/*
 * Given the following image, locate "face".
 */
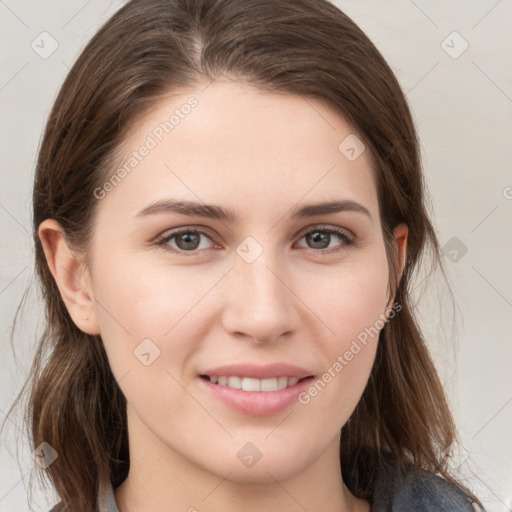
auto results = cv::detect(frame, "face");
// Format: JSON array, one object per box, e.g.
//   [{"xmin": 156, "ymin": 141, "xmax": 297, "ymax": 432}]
[{"xmin": 70, "ymin": 81, "xmax": 406, "ymax": 483}]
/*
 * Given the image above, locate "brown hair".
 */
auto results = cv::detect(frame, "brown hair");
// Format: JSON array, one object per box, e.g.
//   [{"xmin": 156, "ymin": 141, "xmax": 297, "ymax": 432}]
[{"xmin": 2, "ymin": 0, "xmax": 483, "ymax": 510}]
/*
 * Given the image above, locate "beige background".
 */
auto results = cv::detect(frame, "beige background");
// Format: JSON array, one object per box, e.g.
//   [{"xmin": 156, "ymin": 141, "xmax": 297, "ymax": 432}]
[{"xmin": 0, "ymin": 1, "xmax": 511, "ymax": 510}]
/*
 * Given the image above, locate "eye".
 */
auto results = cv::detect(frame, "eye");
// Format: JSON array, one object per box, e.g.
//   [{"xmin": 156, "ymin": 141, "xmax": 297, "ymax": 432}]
[
  {"xmin": 155, "ymin": 227, "xmax": 218, "ymax": 254},
  {"xmin": 295, "ymin": 225, "xmax": 355, "ymax": 254},
  {"xmin": 154, "ymin": 224, "xmax": 355, "ymax": 256}
]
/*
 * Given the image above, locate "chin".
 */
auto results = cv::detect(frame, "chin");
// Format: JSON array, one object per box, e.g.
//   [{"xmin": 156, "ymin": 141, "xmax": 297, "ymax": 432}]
[{"xmin": 193, "ymin": 440, "xmax": 313, "ymax": 485}]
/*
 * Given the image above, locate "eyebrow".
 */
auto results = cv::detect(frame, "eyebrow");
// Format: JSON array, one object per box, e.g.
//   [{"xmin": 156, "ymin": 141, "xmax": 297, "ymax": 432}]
[{"xmin": 135, "ymin": 198, "xmax": 372, "ymax": 223}]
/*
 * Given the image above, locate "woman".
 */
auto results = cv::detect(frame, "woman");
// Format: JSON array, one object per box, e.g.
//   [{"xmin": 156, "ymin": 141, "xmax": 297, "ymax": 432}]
[{"xmin": 3, "ymin": 0, "xmax": 486, "ymax": 510}]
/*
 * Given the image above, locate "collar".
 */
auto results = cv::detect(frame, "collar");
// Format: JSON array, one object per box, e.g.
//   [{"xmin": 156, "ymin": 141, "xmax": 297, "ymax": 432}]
[{"xmin": 98, "ymin": 480, "xmax": 120, "ymax": 512}]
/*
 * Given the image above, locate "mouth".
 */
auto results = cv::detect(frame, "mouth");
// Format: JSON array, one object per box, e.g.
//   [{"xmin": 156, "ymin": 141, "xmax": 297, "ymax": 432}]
[
  {"xmin": 199, "ymin": 374, "xmax": 313, "ymax": 392},
  {"xmin": 197, "ymin": 366, "xmax": 316, "ymax": 416},
  {"xmin": 197, "ymin": 363, "xmax": 316, "ymax": 415}
]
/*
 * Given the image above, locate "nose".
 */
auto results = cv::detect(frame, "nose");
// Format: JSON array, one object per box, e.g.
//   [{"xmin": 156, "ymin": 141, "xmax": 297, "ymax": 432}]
[{"xmin": 220, "ymin": 245, "xmax": 301, "ymax": 344}]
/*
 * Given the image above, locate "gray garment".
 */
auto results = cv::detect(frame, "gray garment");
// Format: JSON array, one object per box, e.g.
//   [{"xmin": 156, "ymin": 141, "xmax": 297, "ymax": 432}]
[
  {"xmin": 98, "ymin": 481, "xmax": 119, "ymax": 512},
  {"xmin": 371, "ymin": 461, "xmax": 483, "ymax": 511},
  {"xmin": 49, "ymin": 464, "xmax": 484, "ymax": 512}
]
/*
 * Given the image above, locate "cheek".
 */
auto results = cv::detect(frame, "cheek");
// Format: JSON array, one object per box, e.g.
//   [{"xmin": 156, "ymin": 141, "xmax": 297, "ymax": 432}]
[
  {"xmin": 298, "ymin": 251, "xmax": 389, "ymax": 414},
  {"xmin": 90, "ymin": 254, "xmax": 220, "ymax": 374},
  {"xmin": 309, "ymin": 249, "xmax": 390, "ymax": 346}
]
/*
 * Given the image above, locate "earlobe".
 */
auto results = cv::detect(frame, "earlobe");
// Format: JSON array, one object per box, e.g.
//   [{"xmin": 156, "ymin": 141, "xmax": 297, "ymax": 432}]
[
  {"xmin": 392, "ymin": 223, "xmax": 408, "ymax": 280},
  {"xmin": 38, "ymin": 219, "xmax": 100, "ymax": 335}
]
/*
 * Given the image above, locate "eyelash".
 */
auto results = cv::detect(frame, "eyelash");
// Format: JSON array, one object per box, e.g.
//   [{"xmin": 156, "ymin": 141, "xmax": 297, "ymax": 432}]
[{"xmin": 153, "ymin": 224, "xmax": 356, "ymax": 257}]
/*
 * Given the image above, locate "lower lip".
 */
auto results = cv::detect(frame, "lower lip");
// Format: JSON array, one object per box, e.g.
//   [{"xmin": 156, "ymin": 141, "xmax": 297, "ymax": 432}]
[{"xmin": 197, "ymin": 376, "xmax": 315, "ymax": 416}]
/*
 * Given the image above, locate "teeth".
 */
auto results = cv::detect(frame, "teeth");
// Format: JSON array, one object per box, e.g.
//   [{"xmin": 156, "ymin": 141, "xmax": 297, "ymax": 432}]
[{"xmin": 207, "ymin": 375, "xmax": 302, "ymax": 391}]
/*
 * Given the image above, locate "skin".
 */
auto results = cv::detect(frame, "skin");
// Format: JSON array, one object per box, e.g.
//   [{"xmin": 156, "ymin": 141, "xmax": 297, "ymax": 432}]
[{"xmin": 39, "ymin": 80, "xmax": 407, "ymax": 512}]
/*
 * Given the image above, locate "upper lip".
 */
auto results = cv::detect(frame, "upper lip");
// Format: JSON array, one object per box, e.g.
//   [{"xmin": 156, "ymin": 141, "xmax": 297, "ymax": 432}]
[{"xmin": 200, "ymin": 363, "xmax": 314, "ymax": 380}]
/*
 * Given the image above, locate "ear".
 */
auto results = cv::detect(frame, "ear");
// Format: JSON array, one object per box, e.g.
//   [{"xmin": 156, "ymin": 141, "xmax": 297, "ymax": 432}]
[
  {"xmin": 392, "ymin": 223, "xmax": 408, "ymax": 281},
  {"xmin": 38, "ymin": 219, "xmax": 100, "ymax": 335}
]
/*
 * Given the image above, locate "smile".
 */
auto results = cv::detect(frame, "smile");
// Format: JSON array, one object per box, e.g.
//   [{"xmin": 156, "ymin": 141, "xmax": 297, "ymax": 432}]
[{"xmin": 200, "ymin": 375, "xmax": 307, "ymax": 391}]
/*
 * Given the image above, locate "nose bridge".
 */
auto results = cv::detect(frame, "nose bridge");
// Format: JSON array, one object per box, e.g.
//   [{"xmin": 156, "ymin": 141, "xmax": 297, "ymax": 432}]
[{"xmin": 222, "ymin": 235, "xmax": 299, "ymax": 342}]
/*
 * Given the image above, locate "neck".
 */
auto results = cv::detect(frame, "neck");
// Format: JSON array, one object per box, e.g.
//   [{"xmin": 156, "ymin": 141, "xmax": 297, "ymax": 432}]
[{"xmin": 114, "ymin": 406, "xmax": 369, "ymax": 512}]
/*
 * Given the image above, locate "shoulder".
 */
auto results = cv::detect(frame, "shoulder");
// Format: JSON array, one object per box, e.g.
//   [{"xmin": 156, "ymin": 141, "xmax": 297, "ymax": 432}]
[
  {"xmin": 372, "ymin": 460, "xmax": 485, "ymax": 512},
  {"xmin": 393, "ymin": 469, "xmax": 481, "ymax": 511}
]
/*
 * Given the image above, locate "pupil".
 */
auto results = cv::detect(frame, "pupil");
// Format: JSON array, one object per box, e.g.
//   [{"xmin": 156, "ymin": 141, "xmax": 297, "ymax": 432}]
[
  {"xmin": 307, "ymin": 231, "xmax": 329, "ymax": 249},
  {"xmin": 177, "ymin": 232, "xmax": 200, "ymax": 250}
]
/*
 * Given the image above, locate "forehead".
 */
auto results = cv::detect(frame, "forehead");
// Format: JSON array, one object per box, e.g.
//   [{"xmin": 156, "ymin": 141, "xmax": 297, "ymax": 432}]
[{"xmin": 95, "ymin": 80, "xmax": 379, "ymax": 224}]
